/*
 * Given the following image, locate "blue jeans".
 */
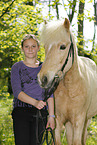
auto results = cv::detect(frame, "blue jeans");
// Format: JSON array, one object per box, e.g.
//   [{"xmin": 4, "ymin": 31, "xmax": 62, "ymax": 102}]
[{"xmin": 12, "ymin": 107, "xmax": 48, "ymax": 145}]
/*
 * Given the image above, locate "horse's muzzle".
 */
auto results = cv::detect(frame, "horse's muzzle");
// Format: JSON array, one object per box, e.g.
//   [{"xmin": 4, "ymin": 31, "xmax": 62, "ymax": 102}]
[
  {"xmin": 41, "ymin": 75, "xmax": 48, "ymax": 87},
  {"xmin": 37, "ymin": 74, "xmax": 49, "ymax": 88}
]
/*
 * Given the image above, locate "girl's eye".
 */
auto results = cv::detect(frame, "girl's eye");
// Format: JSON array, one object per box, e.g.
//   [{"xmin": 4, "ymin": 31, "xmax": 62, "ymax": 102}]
[
  {"xmin": 60, "ymin": 45, "xmax": 66, "ymax": 50},
  {"xmin": 32, "ymin": 45, "xmax": 36, "ymax": 47},
  {"xmin": 25, "ymin": 46, "xmax": 29, "ymax": 48}
]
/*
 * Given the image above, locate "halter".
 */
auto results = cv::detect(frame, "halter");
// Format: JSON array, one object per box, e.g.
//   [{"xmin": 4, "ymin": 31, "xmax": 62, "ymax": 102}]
[
  {"xmin": 61, "ymin": 34, "xmax": 74, "ymax": 72},
  {"xmin": 44, "ymin": 34, "xmax": 74, "ymax": 99}
]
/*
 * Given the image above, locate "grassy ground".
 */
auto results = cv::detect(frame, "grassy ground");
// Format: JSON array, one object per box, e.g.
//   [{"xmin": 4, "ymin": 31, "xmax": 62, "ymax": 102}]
[
  {"xmin": 0, "ymin": 95, "xmax": 97, "ymax": 145},
  {"xmin": 0, "ymin": 95, "xmax": 14, "ymax": 145}
]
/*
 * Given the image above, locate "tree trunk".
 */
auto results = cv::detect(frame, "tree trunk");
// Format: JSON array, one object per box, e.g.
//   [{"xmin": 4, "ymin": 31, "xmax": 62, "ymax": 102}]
[
  {"xmin": 55, "ymin": 2, "xmax": 59, "ymax": 19},
  {"xmin": 68, "ymin": 0, "xmax": 77, "ymax": 23},
  {"xmin": 92, "ymin": 0, "xmax": 96, "ymax": 51},
  {"xmin": 78, "ymin": 1, "xmax": 85, "ymax": 56}
]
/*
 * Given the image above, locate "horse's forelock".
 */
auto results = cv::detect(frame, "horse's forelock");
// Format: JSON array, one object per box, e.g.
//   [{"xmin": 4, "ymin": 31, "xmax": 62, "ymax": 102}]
[{"xmin": 40, "ymin": 20, "xmax": 68, "ymax": 46}]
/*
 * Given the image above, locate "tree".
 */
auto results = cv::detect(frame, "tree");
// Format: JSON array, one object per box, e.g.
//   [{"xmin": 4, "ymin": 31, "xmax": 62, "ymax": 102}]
[
  {"xmin": 48, "ymin": 0, "xmax": 60, "ymax": 19},
  {"xmin": 77, "ymin": 0, "xmax": 85, "ymax": 55},
  {"xmin": 92, "ymin": 0, "xmax": 97, "ymax": 51},
  {"xmin": 68, "ymin": 0, "xmax": 77, "ymax": 23}
]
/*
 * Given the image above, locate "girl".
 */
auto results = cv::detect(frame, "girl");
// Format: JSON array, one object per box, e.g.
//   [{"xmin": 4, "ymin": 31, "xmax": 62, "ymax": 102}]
[{"xmin": 11, "ymin": 34, "xmax": 55, "ymax": 145}]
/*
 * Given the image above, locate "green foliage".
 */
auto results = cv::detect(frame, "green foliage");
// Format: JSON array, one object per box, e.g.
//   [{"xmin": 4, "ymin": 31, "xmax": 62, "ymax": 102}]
[
  {"xmin": 38, "ymin": 45, "xmax": 45, "ymax": 62},
  {"xmin": 0, "ymin": 0, "xmax": 43, "ymax": 66},
  {"xmin": 92, "ymin": 44, "xmax": 97, "ymax": 64},
  {"xmin": 87, "ymin": 117, "xmax": 97, "ymax": 144},
  {"xmin": 0, "ymin": 94, "xmax": 14, "ymax": 145}
]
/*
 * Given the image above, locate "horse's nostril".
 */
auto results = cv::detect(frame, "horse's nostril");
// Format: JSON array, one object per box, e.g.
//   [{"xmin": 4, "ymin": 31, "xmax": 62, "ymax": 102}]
[{"xmin": 42, "ymin": 76, "xmax": 48, "ymax": 87}]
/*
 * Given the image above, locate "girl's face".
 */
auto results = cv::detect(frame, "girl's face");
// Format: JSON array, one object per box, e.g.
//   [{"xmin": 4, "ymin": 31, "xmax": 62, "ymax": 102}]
[{"xmin": 22, "ymin": 38, "xmax": 39, "ymax": 59}]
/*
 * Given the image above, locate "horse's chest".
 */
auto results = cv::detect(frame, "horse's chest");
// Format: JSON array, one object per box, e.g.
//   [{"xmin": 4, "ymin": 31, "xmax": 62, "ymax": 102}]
[{"xmin": 54, "ymin": 81, "xmax": 87, "ymax": 120}]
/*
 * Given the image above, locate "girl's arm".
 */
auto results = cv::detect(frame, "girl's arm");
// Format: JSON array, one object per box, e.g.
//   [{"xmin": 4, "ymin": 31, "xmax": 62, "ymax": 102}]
[
  {"xmin": 46, "ymin": 97, "xmax": 55, "ymax": 130},
  {"xmin": 18, "ymin": 91, "xmax": 46, "ymax": 110},
  {"xmin": 11, "ymin": 63, "xmax": 46, "ymax": 110}
]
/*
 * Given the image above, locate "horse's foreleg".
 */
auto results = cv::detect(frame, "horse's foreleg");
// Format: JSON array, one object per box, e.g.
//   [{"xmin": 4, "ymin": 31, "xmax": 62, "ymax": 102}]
[
  {"xmin": 73, "ymin": 113, "xmax": 86, "ymax": 145},
  {"xmin": 55, "ymin": 116, "xmax": 62, "ymax": 145},
  {"xmin": 65, "ymin": 122, "xmax": 73, "ymax": 145},
  {"xmin": 82, "ymin": 119, "xmax": 91, "ymax": 145}
]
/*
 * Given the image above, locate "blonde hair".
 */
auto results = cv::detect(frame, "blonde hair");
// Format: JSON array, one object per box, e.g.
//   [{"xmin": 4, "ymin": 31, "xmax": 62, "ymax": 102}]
[{"xmin": 21, "ymin": 34, "xmax": 40, "ymax": 47}]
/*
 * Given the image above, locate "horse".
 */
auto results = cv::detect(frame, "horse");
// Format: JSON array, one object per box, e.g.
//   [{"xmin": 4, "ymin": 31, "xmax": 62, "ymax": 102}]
[{"xmin": 37, "ymin": 18, "xmax": 97, "ymax": 145}]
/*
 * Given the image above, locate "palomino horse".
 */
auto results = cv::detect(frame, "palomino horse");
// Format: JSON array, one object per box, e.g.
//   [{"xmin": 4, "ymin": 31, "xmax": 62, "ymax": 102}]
[{"xmin": 38, "ymin": 18, "xmax": 97, "ymax": 145}]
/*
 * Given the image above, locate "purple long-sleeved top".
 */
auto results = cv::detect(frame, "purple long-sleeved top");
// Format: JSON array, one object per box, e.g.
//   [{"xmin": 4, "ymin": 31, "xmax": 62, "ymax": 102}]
[{"xmin": 11, "ymin": 61, "xmax": 53, "ymax": 108}]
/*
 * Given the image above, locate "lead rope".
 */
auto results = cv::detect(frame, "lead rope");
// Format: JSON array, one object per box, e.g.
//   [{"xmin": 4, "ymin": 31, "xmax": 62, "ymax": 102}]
[{"xmin": 36, "ymin": 109, "xmax": 55, "ymax": 145}]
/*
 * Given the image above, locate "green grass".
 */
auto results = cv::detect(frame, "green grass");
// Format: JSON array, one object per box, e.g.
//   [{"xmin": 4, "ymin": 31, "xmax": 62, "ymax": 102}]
[
  {"xmin": 0, "ymin": 94, "xmax": 97, "ymax": 145},
  {"xmin": 0, "ymin": 94, "xmax": 15, "ymax": 145}
]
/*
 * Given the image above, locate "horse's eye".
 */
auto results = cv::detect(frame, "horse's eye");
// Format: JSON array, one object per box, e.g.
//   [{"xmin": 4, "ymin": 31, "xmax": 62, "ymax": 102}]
[{"xmin": 60, "ymin": 45, "xmax": 66, "ymax": 50}]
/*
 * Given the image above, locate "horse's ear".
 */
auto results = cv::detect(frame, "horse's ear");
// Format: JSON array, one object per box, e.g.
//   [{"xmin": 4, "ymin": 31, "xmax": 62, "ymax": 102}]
[
  {"xmin": 44, "ymin": 20, "xmax": 47, "ymax": 25},
  {"xmin": 64, "ymin": 18, "xmax": 70, "ymax": 30}
]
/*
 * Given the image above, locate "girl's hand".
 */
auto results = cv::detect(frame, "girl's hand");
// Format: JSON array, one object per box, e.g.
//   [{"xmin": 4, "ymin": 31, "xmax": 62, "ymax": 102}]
[
  {"xmin": 46, "ymin": 116, "xmax": 55, "ymax": 130},
  {"xmin": 35, "ymin": 100, "xmax": 46, "ymax": 110}
]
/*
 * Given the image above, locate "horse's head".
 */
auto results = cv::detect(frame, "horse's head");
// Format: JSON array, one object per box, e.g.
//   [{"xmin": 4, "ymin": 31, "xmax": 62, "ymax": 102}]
[{"xmin": 38, "ymin": 18, "xmax": 76, "ymax": 88}]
